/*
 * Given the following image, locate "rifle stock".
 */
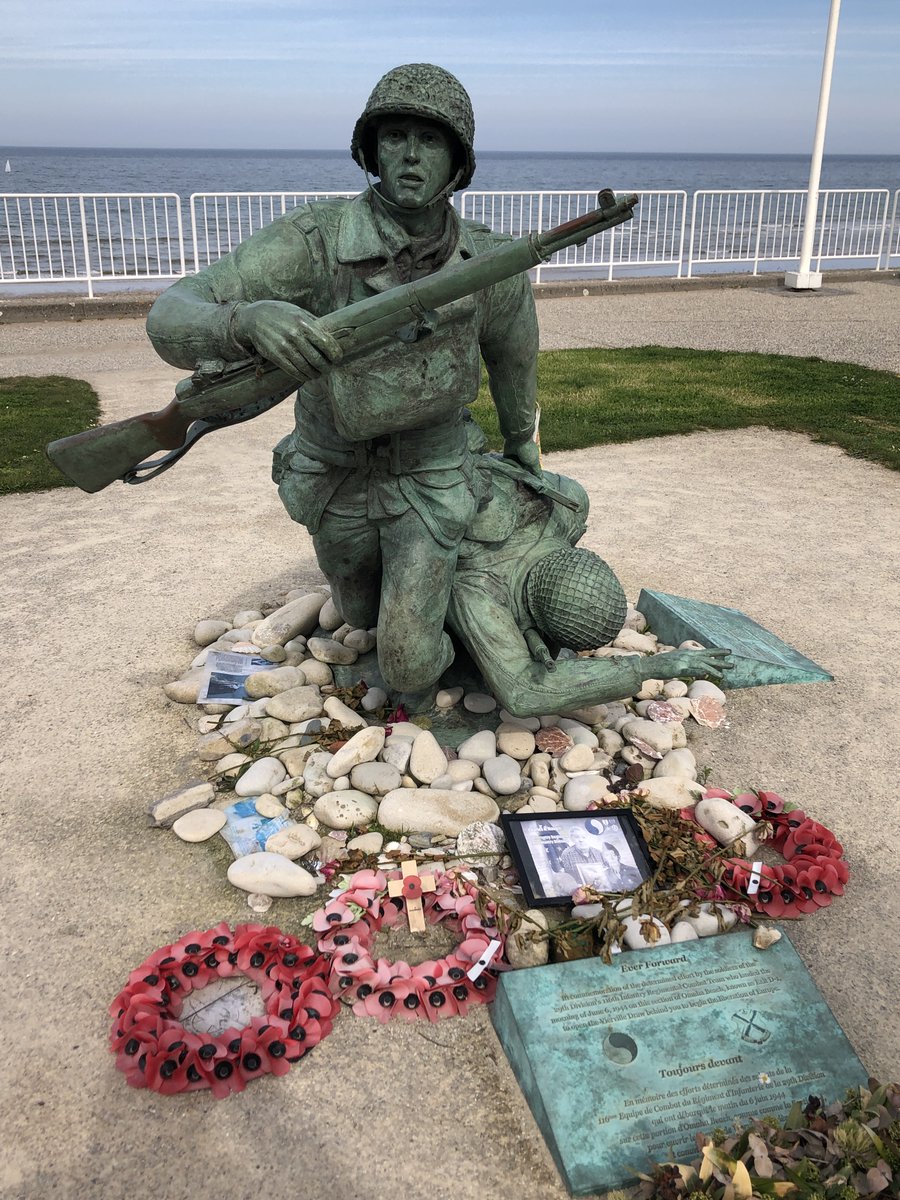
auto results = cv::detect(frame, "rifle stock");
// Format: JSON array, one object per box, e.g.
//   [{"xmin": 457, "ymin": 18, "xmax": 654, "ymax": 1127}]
[
  {"xmin": 47, "ymin": 189, "xmax": 638, "ymax": 493},
  {"xmin": 46, "ymin": 400, "xmax": 193, "ymax": 494}
]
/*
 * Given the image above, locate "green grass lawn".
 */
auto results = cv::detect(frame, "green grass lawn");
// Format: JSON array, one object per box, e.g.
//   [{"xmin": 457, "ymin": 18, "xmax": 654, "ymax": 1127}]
[
  {"xmin": 474, "ymin": 346, "xmax": 900, "ymax": 471},
  {"xmin": 1, "ymin": 375, "xmax": 101, "ymax": 495},
  {"xmin": 2, "ymin": 348, "xmax": 898, "ymax": 497}
]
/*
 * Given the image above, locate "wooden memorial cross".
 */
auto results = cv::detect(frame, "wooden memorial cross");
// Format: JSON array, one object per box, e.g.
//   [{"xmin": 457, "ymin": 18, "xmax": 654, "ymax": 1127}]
[{"xmin": 387, "ymin": 860, "xmax": 436, "ymax": 933}]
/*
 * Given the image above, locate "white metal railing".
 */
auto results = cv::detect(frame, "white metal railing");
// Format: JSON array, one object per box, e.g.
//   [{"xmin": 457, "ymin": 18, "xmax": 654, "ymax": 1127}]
[
  {"xmin": 190, "ymin": 191, "xmax": 355, "ymax": 270},
  {"xmin": 0, "ymin": 193, "xmax": 184, "ymax": 298},
  {"xmin": 457, "ymin": 190, "xmax": 687, "ymax": 281},
  {"xmin": 883, "ymin": 189, "xmax": 900, "ymax": 267},
  {"xmin": 1, "ymin": 187, "xmax": 897, "ymax": 295},
  {"xmin": 687, "ymin": 188, "xmax": 891, "ymax": 276}
]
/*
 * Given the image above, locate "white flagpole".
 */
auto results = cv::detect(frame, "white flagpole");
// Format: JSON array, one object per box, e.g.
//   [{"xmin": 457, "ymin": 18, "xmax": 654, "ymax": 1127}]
[{"xmin": 786, "ymin": 0, "xmax": 842, "ymax": 291}]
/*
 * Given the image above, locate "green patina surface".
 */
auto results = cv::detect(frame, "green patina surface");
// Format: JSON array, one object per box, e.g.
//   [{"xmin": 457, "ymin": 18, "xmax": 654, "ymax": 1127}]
[
  {"xmin": 637, "ymin": 590, "xmax": 833, "ymax": 689},
  {"xmin": 491, "ymin": 931, "xmax": 868, "ymax": 1196}
]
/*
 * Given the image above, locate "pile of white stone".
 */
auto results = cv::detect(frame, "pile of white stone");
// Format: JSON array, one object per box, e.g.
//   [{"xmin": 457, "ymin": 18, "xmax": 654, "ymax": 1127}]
[{"xmin": 152, "ymin": 586, "xmax": 729, "ymax": 909}]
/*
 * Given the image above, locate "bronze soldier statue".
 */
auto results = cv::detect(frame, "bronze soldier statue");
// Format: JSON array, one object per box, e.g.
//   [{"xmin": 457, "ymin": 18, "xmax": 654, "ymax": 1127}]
[{"xmin": 146, "ymin": 64, "xmax": 541, "ymax": 697}]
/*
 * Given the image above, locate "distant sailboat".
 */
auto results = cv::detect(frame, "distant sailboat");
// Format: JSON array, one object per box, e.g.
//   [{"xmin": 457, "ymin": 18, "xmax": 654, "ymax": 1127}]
[{"xmin": 4, "ymin": 160, "xmax": 10, "ymax": 173}]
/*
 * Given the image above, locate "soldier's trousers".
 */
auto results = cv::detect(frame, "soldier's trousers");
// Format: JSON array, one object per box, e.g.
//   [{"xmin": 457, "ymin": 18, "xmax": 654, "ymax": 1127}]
[
  {"xmin": 312, "ymin": 503, "xmax": 459, "ymax": 694},
  {"xmin": 276, "ymin": 432, "xmax": 486, "ymax": 693}
]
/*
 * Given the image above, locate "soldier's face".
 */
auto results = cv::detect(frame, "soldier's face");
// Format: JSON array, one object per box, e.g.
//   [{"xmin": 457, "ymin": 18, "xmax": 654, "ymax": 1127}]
[
  {"xmin": 569, "ymin": 828, "xmax": 591, "ymax": 850},
  {"xmin": 376, "ymin": 117, "xmax": 454, "ymax": 209}
]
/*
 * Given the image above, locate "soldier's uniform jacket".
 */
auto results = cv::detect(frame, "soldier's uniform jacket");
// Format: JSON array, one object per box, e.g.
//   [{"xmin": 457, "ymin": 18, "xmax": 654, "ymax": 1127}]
[{"xmin": 146, "ymin": 189, "xmax": 538, "ymax": 546}]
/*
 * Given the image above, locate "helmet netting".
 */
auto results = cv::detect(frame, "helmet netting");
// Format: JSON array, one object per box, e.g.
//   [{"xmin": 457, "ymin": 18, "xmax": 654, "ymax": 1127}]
[{"xmin": 524, "ymin": 548, "xmax": 626, "ymax": 651}]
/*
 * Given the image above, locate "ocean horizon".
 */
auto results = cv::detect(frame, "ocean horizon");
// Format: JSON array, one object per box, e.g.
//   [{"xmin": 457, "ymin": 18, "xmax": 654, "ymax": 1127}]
[{"xmin": 3, "ymin": 147, "xmax": 899, "ymax": 199}]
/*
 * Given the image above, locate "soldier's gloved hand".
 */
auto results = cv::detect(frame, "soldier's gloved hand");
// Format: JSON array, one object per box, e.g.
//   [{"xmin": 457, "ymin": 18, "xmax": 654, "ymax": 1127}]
[
  {"xmin": 232, "ymin": 300, "xmax": 344, "ymax": 383},
  {"xmin": 502, "ymin": 436, "xmax": 542, "ymax": 478},
  {"xmin": 652, "ymin": 648, "xmax": 734, "ymax": 684}
]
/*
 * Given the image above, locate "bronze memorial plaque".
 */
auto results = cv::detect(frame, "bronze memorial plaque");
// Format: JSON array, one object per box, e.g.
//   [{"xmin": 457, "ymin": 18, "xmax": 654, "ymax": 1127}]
[{"xmin": 491, "ymin": 931, "xmax": 868, "ymax": 1195}]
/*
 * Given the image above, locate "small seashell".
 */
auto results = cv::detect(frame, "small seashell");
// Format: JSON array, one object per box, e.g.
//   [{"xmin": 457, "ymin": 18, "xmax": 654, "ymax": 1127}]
[
  {"xmin": 646, "ymin": 700, "xmax": 684, "ymax": 725},
  {"xmin": 247, "ymin": 892, "xmax": 273, "ymax": 913},
  {"xmin": 690, "ymin": 695, "xmax": 727, "ymax": 729},
  {"xmin": 534, "ymin": 727, "xmax": 575, "ymax": 756},
  {"xmin": 753, "ymin": 926, "xmax": 782, "ymax": 950}
]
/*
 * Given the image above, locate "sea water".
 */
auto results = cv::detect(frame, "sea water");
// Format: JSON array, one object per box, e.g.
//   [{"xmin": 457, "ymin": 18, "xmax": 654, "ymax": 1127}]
[{"xmin": 1, "ymin": 147, "xmax": 898, "ymax": 198}]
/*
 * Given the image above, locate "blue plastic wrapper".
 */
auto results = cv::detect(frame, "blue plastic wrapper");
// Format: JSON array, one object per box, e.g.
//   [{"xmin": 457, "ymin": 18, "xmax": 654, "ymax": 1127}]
[{"xmin": 218, "ymin": 799, "xmax": 294, "ymax": 859}]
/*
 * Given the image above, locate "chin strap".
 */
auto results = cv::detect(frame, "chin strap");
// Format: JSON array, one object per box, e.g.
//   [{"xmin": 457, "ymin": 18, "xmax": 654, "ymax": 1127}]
[{"xmin": 363, "ymin": 168, "xmax": 464, "ymax": 214}]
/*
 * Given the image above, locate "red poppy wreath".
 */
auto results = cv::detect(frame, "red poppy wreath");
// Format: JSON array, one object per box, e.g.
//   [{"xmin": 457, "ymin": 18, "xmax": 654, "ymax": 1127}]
[
  {"xmin": 109, "ymin": 922, "xmax": 339, "ymax": 1097},
  {"xmin": 312, "ymin": 867, "xmax": 506, "ymax": 1022},
  {"xmin": 685, "ymin": 788, "xmax": 850, "ymax": 920}
]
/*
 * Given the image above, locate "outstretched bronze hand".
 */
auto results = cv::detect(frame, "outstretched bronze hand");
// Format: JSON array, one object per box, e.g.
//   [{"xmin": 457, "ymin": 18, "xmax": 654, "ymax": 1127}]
[{"xmin": 650, "ymin": 647, "xmax": 735, "ymax": 684}]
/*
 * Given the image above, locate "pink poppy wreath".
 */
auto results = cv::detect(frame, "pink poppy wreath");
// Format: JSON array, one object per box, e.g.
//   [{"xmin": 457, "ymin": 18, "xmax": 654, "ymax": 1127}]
[
  {"xmin": 109, "ymin": 922, "xmax": 339, "ymax": 1097},
  {"xmin": 683, "ymin": 789, "xmax": 850, "ymax": 921},
  {"xmin": 312, "ymin": 867, "xmax": 505, "ymax": 1022}
]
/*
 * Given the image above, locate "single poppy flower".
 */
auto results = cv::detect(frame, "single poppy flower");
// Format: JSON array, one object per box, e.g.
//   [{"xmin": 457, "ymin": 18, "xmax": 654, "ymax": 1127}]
[
  {"xmin": 312, "ymin": 900, "xmax": 358, "ymax": 934},
  {"xmin": 330, "ymin": 938, "xmax": 375, "ymax": 984},
  {"xmin": 317, "ymin": 919, "xmax": 370, "ymax": 956},
  {"xmin": 345, "ymin": 868, "xmax": 387, "ymax": 893},
  {"xmin": 430, "ymin": 891, "xmax": 461, "ymax": 918},
  {"xmin": 422, "ymin": 986, "xmax": 459, "ymax": 1023},
  {"xmin": 703, "ymin": 787, "xmax": 734, "ymax": 801},
  {"xmin": 732, "ymin": 792, "xmax": 762, "ymax": 817},
  {"xmin": 756, "ymin": 791, "xmax": 786, "ymax": 816}
]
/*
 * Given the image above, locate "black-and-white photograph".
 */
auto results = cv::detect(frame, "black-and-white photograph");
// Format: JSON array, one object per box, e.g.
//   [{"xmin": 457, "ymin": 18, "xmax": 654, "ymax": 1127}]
[
  {"xmin": 197, "ymin": 650, "xmax": 277, "ymax": 705},
  {"xmin": 501, "ymin": 811, "xmax": 654, "ymax": 907},
  {"xmin": 203, "ymin": 671, "xmax": 250, "ymax": 704}
]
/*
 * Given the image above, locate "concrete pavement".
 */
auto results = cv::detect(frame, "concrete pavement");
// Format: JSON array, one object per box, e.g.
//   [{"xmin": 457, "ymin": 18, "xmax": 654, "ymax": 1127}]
[{"xmin": 1, "ymin": 280, "xmax": 898, "ymax": 1200}]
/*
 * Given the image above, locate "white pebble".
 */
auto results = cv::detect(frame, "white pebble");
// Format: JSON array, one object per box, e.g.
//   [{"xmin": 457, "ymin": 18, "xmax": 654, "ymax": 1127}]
[
  {"xmin": 172, "ymin": 808, "xmax": 227, "ymax": 842},
  {"xmin": 234, "ymin": 757, "xmax": 287, "ymax": 798},
  {"xmin": 255, "ymin": 794, "xmax": 288, "ymax": 818},
  {"xmin": 227, "ymin": 852, "xmax": 317, "ymax": 897}
]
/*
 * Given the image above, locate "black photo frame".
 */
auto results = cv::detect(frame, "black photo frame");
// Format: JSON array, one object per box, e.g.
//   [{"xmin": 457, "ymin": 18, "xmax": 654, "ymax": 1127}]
[{"xmin": 500, "ymin": 810, "xmax": 655, "ymax": 908}]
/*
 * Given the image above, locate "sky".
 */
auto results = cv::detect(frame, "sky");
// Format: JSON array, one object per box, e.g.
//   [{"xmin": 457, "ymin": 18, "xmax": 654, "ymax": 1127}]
[{"xmin": 2, "ymin": 0, "xmax": 898, "ymax": 154}]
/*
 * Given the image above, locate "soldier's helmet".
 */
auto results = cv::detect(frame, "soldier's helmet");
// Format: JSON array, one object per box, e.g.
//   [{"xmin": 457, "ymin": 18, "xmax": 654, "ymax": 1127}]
[
  {"xmin": 351, "ymin": 63, "xmax": 476, "ymax": 191},
  {"xmin": 524, "ymin": 548, "xmax": 627, "ymax": 652}
]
